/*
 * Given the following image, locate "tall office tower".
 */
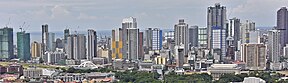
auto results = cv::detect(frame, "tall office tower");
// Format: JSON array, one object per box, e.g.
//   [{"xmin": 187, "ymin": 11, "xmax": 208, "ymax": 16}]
[
  {"xmin": 127, "ymin": 28, "xmax": 139, "ymax": 61},
  {"xmin": 145, "ymin": 28, "xmax": 153, "ymax": 51},
  {"xmin": 87, "ymin": 29, "xmax": 97, "ymax": 61},
  {"xmin": 268, "ymin": 30, "xmax": 281, "ymax": 63},
  {"xmin": 174, "ymin": 19, "xmax": 189, "ymax": 56},
  {"xmin": 211, "ymin": 26, "xmax": 226, "ymax": 62},
  {"xmin": 0, "ymin": 27, "xmax": 13, "ymax": 60},
  {"xmin": 138, "ymin": 32, "xmax": 144, "ymax": 60},
  {"xmin": 55, "ymin": 38, "xmax": 64, "ymax": 48},
  {"xmin": 17, "ymin": 31, "xmax": 30, "ymax": 61},
  {"xmin": 66, "ymin": 34, "xmax": 86, "ymax": 60},
  {"xmin": 42, "ymin": 24, "xmax": 48, "ymax": 55},
  {"xmin": 175, "ymin": 45, "xmax": 185, "ymax": 69},
  {"xmin": 240, "ymin": 20, "xmax": 256, "ymax": 44},
  {"xmin": 47, "ymin": 32, "xmax": 55, "ymax": 51},
  {"xmin": 241, "ymin": 43, "xmax": 266, "ymax": 70},
  {"xmin": 64, "ymin": 29, "xmax": 70, "ymax": 44},
  {"xmin": 198, "ymin": 27, "xmax": 208, "ymax": 48},
  {"xmin": 276, "ymin": 7, "xmax": 288, "ymax": 49},
  {"xmin": 122, "ymin": 17, "xmax": 137, "ymax": 60},
  {"xmin": 189, "ymin": 26, "xmax": 198, "ymax": 48},
  {"xmin": 145, "ymin": 28, "xmax": 163, "ymax": 51},
  {"xmin": 31, "ymin": 41, "xmax": 41, "ymax": 59},
  {"xmin": 207, "ymin": 3, "xmax": 227, "ymax": 50},
  {"xmin": 111, "ymin": 28, "xmax": 123, "ymax": 59},
  {"xmin": 228, "ymin": 18, "xmax": 241, "ymax": 50}
]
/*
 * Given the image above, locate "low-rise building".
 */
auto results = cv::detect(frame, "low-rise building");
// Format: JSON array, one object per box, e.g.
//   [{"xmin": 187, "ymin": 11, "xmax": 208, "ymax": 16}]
[
  {"xmin": 207, "ymin": 64, "xmax": 240, "ymax": 79},
  {"xmin": 23, "ymin": 67, "xmax": 42, "ymax": 78},
  {"xmin": 243, "ymin": 77, "xmax": 265, "ymax": 83},
  {"xmin": 7, "ymin": 63, "xmax": 23, "ymax": 75}
]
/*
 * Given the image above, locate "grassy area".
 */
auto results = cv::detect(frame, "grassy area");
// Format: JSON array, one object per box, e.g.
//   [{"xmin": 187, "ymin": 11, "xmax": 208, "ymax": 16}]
[{"xmin": 0, "ymin": 62, "xmax": 67, "ymax": 69}]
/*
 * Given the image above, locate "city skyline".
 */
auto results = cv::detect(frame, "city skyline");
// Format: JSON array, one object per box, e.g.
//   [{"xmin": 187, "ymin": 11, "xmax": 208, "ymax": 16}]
[{"xmin": 0, "ymin": 0, "xmax": 287, "ymax": 32}]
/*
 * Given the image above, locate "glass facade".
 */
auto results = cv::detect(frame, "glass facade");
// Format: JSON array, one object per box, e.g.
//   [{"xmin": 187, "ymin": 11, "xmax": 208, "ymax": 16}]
[
  {"xmin": 0, "ymin": 27, "xmax": 13, "ymax": 60},
  {"xmin": 17, "ymin": 31, "xmax": 30, "ymax": 61}
]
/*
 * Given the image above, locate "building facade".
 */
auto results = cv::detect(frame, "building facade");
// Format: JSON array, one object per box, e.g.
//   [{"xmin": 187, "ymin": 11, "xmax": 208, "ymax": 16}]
[
  {"xmin": 189, "ymin": 26, "xmax": 198, "ymax": 48},
  {"xmin": 87, "ymin": 29, "xmax": 97, "ymax": 61},
  {"xmin": 276, "ymin": 7, "xmax": 288, "ymax": 49},
  {"xmin": 31, "ymin": 41, "xmax": 41, "ymax": 59},
  {"xmin": 207, "ymin": 3, "xmax": 227, "ymax": 50},
  {"xmin": 66, "ymin": 34, "xmax": 86, "ymax": 60},
  {"xmin": 0, "ymin": 27, "xmax": 13, "ymax": 60},
  {"xmin": 174, "ymin": 19, "xmax": 189, "ymax": 56},
  {"xmin": 268, "ymin": 30, "xmax": 281, "ymax": 63},
  {"xmin": 241, "ymin": 43, "xmax": 266, "ymax": 70},
  {"xmin": 17, "ymin": 31, "xmax": 30, "ymax": 61},
  {"xmin": 111, "ymin": 28, "xmax": 123, "ymax": 59}
]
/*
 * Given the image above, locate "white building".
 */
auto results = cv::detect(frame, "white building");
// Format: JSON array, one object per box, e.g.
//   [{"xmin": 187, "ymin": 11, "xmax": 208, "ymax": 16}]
[
  {"xmin": 23, "ymin": 67, "xmax": 43, "ymax": 78},
  {"xmin": 174, "ymin": 19, "xmax": 189, "ymax": 56},
  {"xmin": 87, "ymin": 29, "xmax": 97, "ymax": 61},
  {"xmin": 243, "ymin": 77, "xmax": 265, "ymax": 83},
  {"xmin": 207, "ymin": 64, "xmax": 240, "ymax": 80},
  {"xmin": 284, "ymin": 44, "xmax": 288, "ymax": 57}
]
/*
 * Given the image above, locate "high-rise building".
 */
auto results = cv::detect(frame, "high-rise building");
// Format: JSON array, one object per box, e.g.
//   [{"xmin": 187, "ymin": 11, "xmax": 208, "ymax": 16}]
[
  {"xmin": 64, "ymin": 29, "xmax": 70, "ymax": 44},
  {"xmin": 241, "ymin": 43, "xmax": 266, "ymax": 70},
  {"xmin": 207, "ymin": 3, "xmax": 227, "ymax": 50},
  {"xmin": 41, "ymin": 24, "xmax": 48, "ymax": 55},
  {"xmin": 283, "ymin": 44, "xmax": 288, "ymax": 57},
  {"xmin": 248, "ymin": 30, "xmax": 260, "ymax": 43},
  {"xmin": 240, "ymin": 20, "xmax": 256, "ymax": 44},
  {"xmin": 228, "ymin": 18, "xmax": 241, "ymax": 50},
  {"xmin": 127, "ymin": 28, "xmax": 139, "ymax": 60},
  {"xmin": 268, "ymin": 30, "xmax": 281, "ymax": 63},
  {"xmin": 31, "ymin": 41, "xmax": 41, "ymax": 59},
  {"xmin": 211, "ymin": 26, "xmax": 226, "ymax": 62},
  {"xmin": 17, "ymin": 31, "xmax": 30, "ymax": 61},
  {"xmin": 66, "ymin": 34, "xmax": 86, "ymax": 60},
  {"xmin": 87, "ymin": 29, "xmax": 97, "ymax": 61},
  {"xmin": 276, "ymin": 7, "xmax": 288, "ymax": 49},
  {"xmin": 175, "ymin": 45, "xmax": 185, "ymax": 69},
  {"xmin": 111, "ymin": 28, "xmax": 123, "ymax": 59},
  {"xmin": 55, "ymin": 38, "xmax": 64, "ymax": 49},
  {"xmin": 164, "ymin": 31, "xmax": 174, "ymax": 41},
  {"xmin": 174, "ymin": 19, "xmax": 189, "ymax": 56},
  {"xmin": 0, "ymin": 27, "xmax": 13, "ymax": 60},
  {"xmin": 189, "ymin": 26, "xmax": 198, "ymax": 48},
  {"xmin": 198, "ymin": 27, "xmax": 208, "ymax": 48},
  {"xmin": 47, "ymin": 32, "xmax": 55, "ymax": 51},
  {"xmin": 138, "ymin": 32, "xmax": 144, "ymax": 60},
  {"xmin": 145, "ymin": 28, "xmax": 163, "ymax": 51},
  {"xmin": 122, "ymin": 17, "xmax": 137, "ymax": 60}
]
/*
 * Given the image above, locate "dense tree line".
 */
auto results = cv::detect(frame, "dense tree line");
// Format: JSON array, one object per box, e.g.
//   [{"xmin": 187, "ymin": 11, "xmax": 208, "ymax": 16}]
[
  {"xmin": 115, "ymin": 70, "xmax": 161, "ymax": 83},
  {"xmin": 164, "ymin": 72, "xmax": 213, "ymax": 83}
]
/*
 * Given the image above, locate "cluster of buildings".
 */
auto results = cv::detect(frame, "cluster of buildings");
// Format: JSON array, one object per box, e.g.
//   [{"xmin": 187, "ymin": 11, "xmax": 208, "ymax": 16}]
[{"xmin": 0, "ymin": 3, "xmax": 288, "ymax": 81}]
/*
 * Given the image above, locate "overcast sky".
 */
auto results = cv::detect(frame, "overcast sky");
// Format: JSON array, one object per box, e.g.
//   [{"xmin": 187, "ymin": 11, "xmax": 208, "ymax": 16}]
[{"xmin": 0, "ymin": 0, "xmax": 287, "ymax": 32}]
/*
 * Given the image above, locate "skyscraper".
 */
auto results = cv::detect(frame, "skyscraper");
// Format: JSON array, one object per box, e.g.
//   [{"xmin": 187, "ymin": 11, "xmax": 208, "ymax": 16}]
[
  {"xmin": 138, "ymin": 32, "xmax": 144, "ymax": 60},
  {"xmin": 64, "ymin": 29, "xmax": 70, "ymax": 44},
  {"xmin": 189, "ymin": 26, "xmax": 198, "ymax": 48},
  {"xmin": 174, "ymin": 19, "xmax": 189, "ymax": 56},
  {"xmin": 276, "ymin": 7, "xmax": 288, "ymax": 49},
  {"xmin": 175, "ymin": 45, "xmax": 185, "ymax": 69},
  {"xmin": 47, "ymin": 32, "xmax": 55, "ymax": 51},
  {"xmin": 17, "ymin": 31, "xmax": 30, "ymax": 61},
  {"xmin": 127, "ymin": 28, "xmax": 139, "ymax": 61},
  {"xmin": 241, "ymin": 43, "xmax": 266, "ymax": 70},
  {"xmin": 145, "ymin": 28, "xmax": 163, "ymax": 51},
  {"xmin": 211, "ymin": 26, "xmax": 226, "ymax": 62},
  {"xmin": 42, "ymin": 24, "xmax": 48, "ymax": 55},
  {"xmin": 111, "ymin": 28, "xmax": 123, "ymax": 59},
  {"xmin": 207, "ymin": 3, "xmax": 227, "ymax": 50},
  {"xmin": 198, "ymin": 27, "xmax": 208, "ymax": 48},
  {"xmin": 0, "ymin": 27, "xmax": 13, "ymax": 60},
  {"xmin": 228, "ymin": 18, "xmax": 241, "ymax": 50},
  {"xmin": 31, "ymin": 41, "xmax": 41, "ymax": 59},
  {"xmin": 122, "ymin": 17, "xmax": 137, "ymax": 60},
  {"xmin": 66, "ymin": 34, "xmax": 86, "ymax": 60},
  {"xmin": 240, "ymin": 20, "xmax": 256, "ymax": 44},
  {"xmin": 268, "ymin": 30, "xmax": 281, "ymax": 63},
  {"xmin": 87, "ymin": 29, "xmax": 97, "ymax": 61}
]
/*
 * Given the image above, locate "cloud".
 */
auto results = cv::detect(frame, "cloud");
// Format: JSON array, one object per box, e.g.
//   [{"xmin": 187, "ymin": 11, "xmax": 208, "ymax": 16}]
[
  {"xmin": 51, "ymin": 5, "xmax": 72, "ymax": 19},
  {"xmin": 77, "ymin": 13, "xmax": 97, "ymax": 20}
]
